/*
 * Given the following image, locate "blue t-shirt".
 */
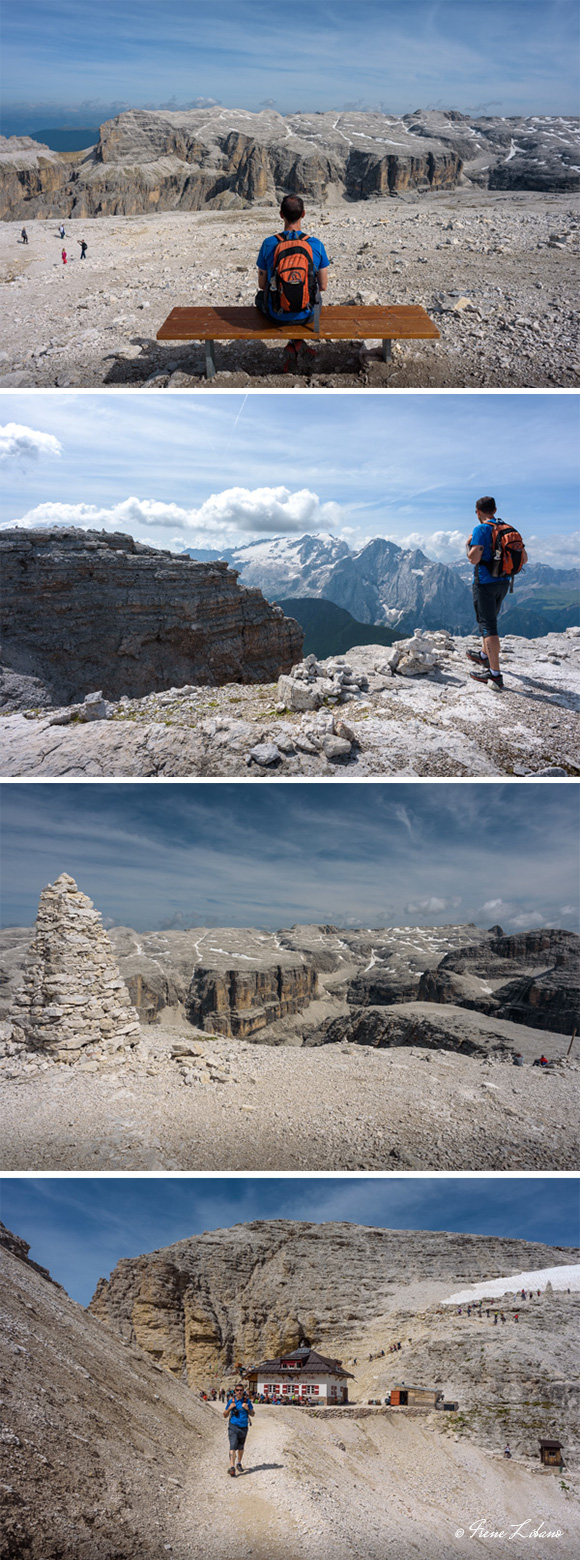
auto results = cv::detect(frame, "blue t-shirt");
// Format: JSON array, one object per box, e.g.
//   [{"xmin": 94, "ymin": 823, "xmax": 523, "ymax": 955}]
[
  {"xmin": 256, "ymin": 230, "xmax": 330, "ymax": 321},
  {"xmin": 471, "ymin": 520, "xmax": 500, "ymax": 586},
  {"xmin": 227, "ymin": 1396, "xmax": 252, "ymax": 1428}
]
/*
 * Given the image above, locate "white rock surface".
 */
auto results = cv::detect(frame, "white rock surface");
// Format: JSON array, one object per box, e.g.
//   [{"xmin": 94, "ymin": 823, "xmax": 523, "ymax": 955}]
[{"xmin": 1, "ymin": 629, "xmax": 578, "ymax": 777}]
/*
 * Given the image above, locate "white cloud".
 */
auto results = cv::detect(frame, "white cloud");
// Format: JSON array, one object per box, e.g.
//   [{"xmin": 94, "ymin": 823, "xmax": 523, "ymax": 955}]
[
  {"xmin": 404, "ymin": 896, "xmax": 461, "ymax": 914},
  {"xmin": 523, "ymin": 533, "xmax": 580, "ymax": 569},
  {"xmin": 506, "ymin": 911, "xmax": 547, "ymax": 928},
  {"xmin": 561, "ymin": 906, "xmax": 576, "ymax": 915},
  {"xmin": 4, "ymin": 487, "xmax": 342, "ymax": 544},
  {"xmin": 482, "ymin": 899, "xmax": 505, "ymax": 912},
  {"xmin": 386, "ymin": 530, "xmax": 466, "ymax": 563},
  {"xmin": 0, "ymin": 422, "xmax": 62, "ymax": 464}
]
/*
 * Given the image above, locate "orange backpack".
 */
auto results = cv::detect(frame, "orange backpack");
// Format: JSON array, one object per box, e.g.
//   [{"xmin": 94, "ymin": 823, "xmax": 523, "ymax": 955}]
[
  {"xmin": 268, "ymin": 233, "xmax": 318, "ymax": 315},
  {"xmin": 486, "ymin": 519, "xmax": 525, "ymax": 586}
]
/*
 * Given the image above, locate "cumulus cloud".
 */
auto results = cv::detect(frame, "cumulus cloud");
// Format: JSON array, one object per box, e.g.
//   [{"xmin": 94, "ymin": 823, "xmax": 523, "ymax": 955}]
[
  {"xmin": 0, "ymin": 423, "xmax": 62, "ymax": 464},
  {"xmin": 506, "ymin": 911, "xmax": 547, "ymax": 928},
  {"xmin": 405, "ymin": 896, "xmax": 462, "ymax": 914},
  {"xmin": 482, "ymin": 899, "xmax": 505, "ymax": 912},
  {"xmin": 387, "ymin": 530, "xmax": 466, "ymax": 563},
  {"xmin": 4, "ymin": 487, "xmax": 342, "ymax": 544}
]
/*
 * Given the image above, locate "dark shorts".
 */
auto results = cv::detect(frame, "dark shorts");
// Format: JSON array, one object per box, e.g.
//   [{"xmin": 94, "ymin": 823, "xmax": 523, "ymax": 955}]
[
  {"xmin": 472, "ymin": 577, "xmax": 510, "ymax": 638},
  {"xmin": 228, "ymin": 1424, "xmax": 248, "ymax": 1451}
]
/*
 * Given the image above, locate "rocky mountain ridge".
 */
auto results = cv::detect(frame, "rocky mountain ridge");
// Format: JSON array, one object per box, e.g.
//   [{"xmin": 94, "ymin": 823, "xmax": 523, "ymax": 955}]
[
  {"xmin": 1, "ymin": 108, "xmax": 578, "ymax": 220},
  {"xmin": 0, "ymin": 527, "xmax": 303, "ymax": 709},
  {"xmin": 88, "ymin": 1219, "xmax": 580, "ymax": 1423},
  {"xmin": 3, "ymin": 1232, "xmax": 577, "ymax": 1559}
]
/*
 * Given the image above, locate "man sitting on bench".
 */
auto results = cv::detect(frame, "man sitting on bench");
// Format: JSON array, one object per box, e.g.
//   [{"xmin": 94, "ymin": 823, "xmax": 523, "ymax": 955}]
[{"xmin": 256, "ymin": 195, "xmax": 329, "ymax": 372}]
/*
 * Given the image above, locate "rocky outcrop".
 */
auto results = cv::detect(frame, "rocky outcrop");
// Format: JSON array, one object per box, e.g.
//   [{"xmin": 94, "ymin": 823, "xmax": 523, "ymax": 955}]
[
  {"xmin": 0, "ymin": 1220, "xmax": 61, "ymax": 1285},
  {"xmin": 303, "ymin": 1001, "xmax": 570, "ymax": 1062},
  {"xmin": 186, "ymin": 959, "xmax": 318, "ymax": 1038},
  {"xmin": 1, "ymin": 109, "xmax": 577, "ymax": 220},
  {"xmin": 10, "ymin": 872, "xmax": 141, "ymax": 1057},
  {"xmin": 88, "ymin": 1218, "xmax": 580, "ymax": 1386},
  {"xmin": 0, "ymin": 528, "xmax": 303, "ymax": 707},
  {"xmin": 419, "ymin": 930, "xmax": 580, "ymax": 1035}
]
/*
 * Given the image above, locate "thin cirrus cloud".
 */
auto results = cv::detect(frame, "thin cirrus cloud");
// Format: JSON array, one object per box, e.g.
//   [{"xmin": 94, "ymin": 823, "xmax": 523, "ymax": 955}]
[{"xmin": 4, "ymin": 488, "xmax": 342, "ymax": 542}]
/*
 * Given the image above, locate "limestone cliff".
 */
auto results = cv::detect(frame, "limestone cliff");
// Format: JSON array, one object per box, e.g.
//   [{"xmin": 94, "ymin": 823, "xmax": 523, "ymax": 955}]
[
  {"xmin": 88, "ymin": 1219, "xmax": 579, "ymax": 1387},
  {"xmin": 1, "ymin": 109, "xmax": 577, "ymax": 221},
  {"xmin": 0, "ymin": 528, "xmax": 303, "ymax": 706}
]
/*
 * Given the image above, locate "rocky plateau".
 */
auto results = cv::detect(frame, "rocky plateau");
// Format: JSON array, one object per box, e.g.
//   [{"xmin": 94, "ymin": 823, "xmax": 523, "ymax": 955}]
[
  {"xmin": 0, "ymin": 185, "xmax": 578, "ymax": 388},
  {"xmin": 1, "ymin": 1217, "xmax": 578, "ymax": 1558},
  {"xmin": 2, "ymin": 627, "xmax": 578, "ymax": 777},
  {"xmin": 1, "ymin": 898, "xmax": 578, "ymax": 1171}
]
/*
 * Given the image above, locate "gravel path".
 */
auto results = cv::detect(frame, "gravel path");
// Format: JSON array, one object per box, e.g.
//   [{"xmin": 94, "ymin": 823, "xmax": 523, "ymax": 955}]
[
  {"xmin": 2, "ymin": 1033, "xmax": 578, "ymax": 1171},
  {"xmin": 1, "ymin": 190, "xmax": 578, "ymax": 388}
]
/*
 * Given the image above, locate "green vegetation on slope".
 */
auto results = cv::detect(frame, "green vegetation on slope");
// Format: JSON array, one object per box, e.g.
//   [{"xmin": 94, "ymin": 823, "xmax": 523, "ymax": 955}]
[{"xmin": 277, "ymin": 598, "xmax": 403, "ymax": 659}]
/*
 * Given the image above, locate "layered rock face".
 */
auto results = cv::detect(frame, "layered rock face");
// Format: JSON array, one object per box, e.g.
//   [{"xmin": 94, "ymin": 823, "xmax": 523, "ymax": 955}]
[
  {"xmin": 10, "ymin": 873, "xmax": 141, "ymax": 1056},
  {"xmin": 186, "ymin": 958, "xmax": 318, "ymax": 1038},
  {"xmin": 418, "ymin": 930, "xmax": 579, "ymax": 1035},
  {"xmin": 88, "ymin": 1218, "xmax": 580, "ymax": 1386},
  {"xmin": 0, "ymin": 528, "xmax": 303, "ymax": 708},
  {"xmin": 1, "ymin": 109, "xmax": 577, "ymax": 220}
]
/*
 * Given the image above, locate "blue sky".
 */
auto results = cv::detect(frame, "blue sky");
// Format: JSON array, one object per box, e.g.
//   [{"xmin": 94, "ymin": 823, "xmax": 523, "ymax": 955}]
[
  {"xmin": 1, "ymin": 393, "xmax": 579, "ymax": 568},
  {"xmin": 2, "ymin": 1, "xmax": 578, "ymax": 132},
  {"xmin": 1, "ymin": 782, "xmax": 578, "ymax": 934},
  {"xmin": 1, "ymin": 1177, "xmax": 578, "ymax": 1305}
]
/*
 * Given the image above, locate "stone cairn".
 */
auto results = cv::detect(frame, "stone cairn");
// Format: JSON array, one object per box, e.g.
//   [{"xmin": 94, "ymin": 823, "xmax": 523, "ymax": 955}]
[{"xmin": 11, "ymin": 873, "xmax": 140, "ymax": 1059}]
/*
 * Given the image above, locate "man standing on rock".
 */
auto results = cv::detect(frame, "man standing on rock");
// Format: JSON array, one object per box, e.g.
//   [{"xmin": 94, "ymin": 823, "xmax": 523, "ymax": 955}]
[
  {"xmin": 224, "ymin": 1384, "xmax": 254, "ymax": 1476},
  {"xmin": 466, "ymin": 496, "xmax": 527, "ymax": 691},
  {"xmin": 256, "ymin": 195, "xmax": 329, "ymax": 372}
]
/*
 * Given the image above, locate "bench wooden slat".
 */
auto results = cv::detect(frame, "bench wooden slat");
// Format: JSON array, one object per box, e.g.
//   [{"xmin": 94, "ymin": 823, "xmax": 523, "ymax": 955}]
[{"xmin": 157, "ymin": 304, "xmax": 440, "ymax": 343}]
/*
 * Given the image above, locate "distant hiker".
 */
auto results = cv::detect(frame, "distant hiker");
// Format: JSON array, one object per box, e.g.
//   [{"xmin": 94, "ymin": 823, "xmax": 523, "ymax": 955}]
[
  {"xmin": 504, "ymin": 1444, "xmax": 511, "ymax": 1459},
  {"xmin": 466, "ymin": 496, "xmax": 527, "ymax": 690},
  {"xmin": 224, "ymin": 1385, "xmax": 254, "ymax": 1477},
  {"xmin": 256, "ymin": 194, "xmax": 330, "ymax": 372},
  {"xmin": 59, "ymin": 223, "xmax": 65, "ymax": 239},
  {"xmin": 78, "ymin": 239, "xmax": 88, "ymax": 259},
  {"xmin": 20, "ymin": 228, "xmax": 28, "ymax": 244},
  {"xmin": 61, "ymin": 248, "xmax": 67, "ymax": 266},
  {"xmin": 513, "ymin": 1052, "xmax": 524, "ymax": 1066}
]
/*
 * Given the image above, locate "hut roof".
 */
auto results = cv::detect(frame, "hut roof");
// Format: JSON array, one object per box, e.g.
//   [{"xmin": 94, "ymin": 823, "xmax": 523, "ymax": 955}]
[
  {"xmin": 392, "ymin": 1383, "xmax": 443, "ymax": 1393},
  {"xmin": 247, "ymin": 1347, "xmax": 354, "ymax": 1379},
  {"xmin": 539, "ymin": 1439, "xmax": 563, "ymax": 1450}
]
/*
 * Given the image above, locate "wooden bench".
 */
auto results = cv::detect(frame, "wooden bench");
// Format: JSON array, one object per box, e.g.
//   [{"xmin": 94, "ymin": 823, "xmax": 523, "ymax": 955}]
[{"xmin": 156, "ymin": 304, "xmax": 440, "ymax": 378}]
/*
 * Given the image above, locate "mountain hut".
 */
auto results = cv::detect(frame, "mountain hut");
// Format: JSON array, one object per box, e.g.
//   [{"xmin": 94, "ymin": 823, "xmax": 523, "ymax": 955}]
[{"xmin": 245, "ymin": 1346, "xmax": 354, "ymax": 1404}]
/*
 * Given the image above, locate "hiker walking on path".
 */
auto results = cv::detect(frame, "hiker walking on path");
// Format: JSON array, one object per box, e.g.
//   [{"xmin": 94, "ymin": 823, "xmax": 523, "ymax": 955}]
[
  {"xmin": 78, "ymin": 239, "xmax": 88, "ymax": 259},
  {"xmin": 256, "ymin": 194, "xmax": 329, "ymax": 373},
  {"xmin": 20, "ymin": 228, "xmax": 28, "ymax": 244},
  {"xmin": 59, "ymin": 223, "xmax": 65, "ymax": 239},
  {"xmin": 224, "ymin": 1384, "xmax": 254, "ymax": 1477},
  {"xmin": 466, "ymin": 496, "xmax": 527, "ymax": 691},
  {"xmin": 61, "ymin": 248, "xmax": 67, "ymax": 266}
]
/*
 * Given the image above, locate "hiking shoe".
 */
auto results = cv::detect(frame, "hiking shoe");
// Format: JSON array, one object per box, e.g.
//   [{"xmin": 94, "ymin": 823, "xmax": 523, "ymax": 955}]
[
  {"xmin": 470, "ymin": 669, "xmax": 504, "ymax": 690},
  {"xmin": 300, "ymin": 344, "xmax": 317, "ymax": 362},
  {"xmin": 237, "ymin": 1464, "xmax": 244, "ymax": 1473},
  {"xmin": 228, "ymin": 1466, "xmax": 236, "ymax": 1477},
  {"xmin": 466, "ymin": 649, "xmax": 489, "ymax": 667}
]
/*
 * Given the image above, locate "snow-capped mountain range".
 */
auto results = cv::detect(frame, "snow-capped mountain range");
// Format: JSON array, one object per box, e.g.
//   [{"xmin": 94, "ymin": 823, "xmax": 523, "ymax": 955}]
[
  {"xmin": 182, "ymin": 534, "xmax": 579, "ymax": 637},
  {"xmin": 184, "ymin": 533, "xmax": 475, "ymax": 634}
]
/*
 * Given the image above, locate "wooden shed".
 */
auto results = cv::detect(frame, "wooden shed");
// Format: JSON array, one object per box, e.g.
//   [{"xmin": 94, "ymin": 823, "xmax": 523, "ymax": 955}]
[
  {"xmin": 539, "ymin": 1440, "xmax": 563, "ymax": 1467},
  {"xmin": 389, "ymin": 1383, "xmax": 445, "ymax": 1408}
]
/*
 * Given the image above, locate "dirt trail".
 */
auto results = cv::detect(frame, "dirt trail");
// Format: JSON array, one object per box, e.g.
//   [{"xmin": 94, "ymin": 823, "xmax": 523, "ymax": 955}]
[{"xmin": 176, "ymin": 1403, "xmax": 578, "ymax": 1560}]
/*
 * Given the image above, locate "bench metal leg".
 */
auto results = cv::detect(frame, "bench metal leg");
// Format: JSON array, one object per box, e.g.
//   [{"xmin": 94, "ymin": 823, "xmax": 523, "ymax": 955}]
[
  {"xmin": 205, "ymin": 339, "xmax": 217, "ymax": 379},
  {"xmin": 382, "ymin": 339, "xmax": 392, "ymax": 362}
]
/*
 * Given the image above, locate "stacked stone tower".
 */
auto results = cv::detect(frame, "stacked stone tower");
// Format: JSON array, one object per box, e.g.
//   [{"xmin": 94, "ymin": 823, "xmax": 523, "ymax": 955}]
[{"xmin": 11, "ymin": 873, "xmax": 140, "ymax": 1057}]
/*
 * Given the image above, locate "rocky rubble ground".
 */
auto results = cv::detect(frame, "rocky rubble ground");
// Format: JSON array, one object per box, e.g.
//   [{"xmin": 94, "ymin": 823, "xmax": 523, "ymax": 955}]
[
  {"xmin": 1, "ymin": 1020, "xmax": 578, "ymax": 1170},
  {"xmin": 0, "ymin": 190, "xmax": 578, "ymax": 388},
  {"xmin": 2, "ymin": 628, "xmax": 578, "ymax": 776}
]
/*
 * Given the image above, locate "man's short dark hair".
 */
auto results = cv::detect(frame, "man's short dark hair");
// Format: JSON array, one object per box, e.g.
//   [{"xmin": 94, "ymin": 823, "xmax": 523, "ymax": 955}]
[
  {"xmin": 280, "ymin": 194, "xmax": 305, "ymax": 223},
  {"xmin": 476, "ymin": 496, "xmax": 497, "ymax": 514}
]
